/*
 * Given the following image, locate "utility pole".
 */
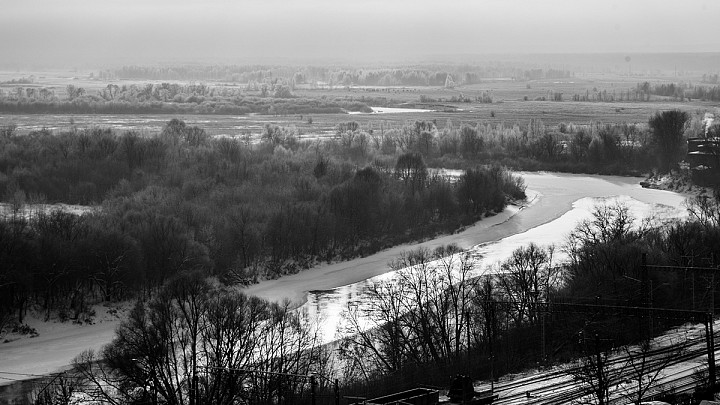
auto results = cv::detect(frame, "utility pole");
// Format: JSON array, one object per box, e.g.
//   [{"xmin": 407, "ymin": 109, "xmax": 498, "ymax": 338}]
[
  {"xmin": 641, "ymin": 253, "xmax": 649, "ymax": 308},
  {"xmin": 334, "ymin": 379, "xmax": 340, "ymax": 405},
  {"xmin": 490, "ymin": 301, "xmax": 496, "ymax": 392},
  {"xmin": 541, "ymin": 311, "xmax": 547, "ymax": 366},
  {"xmin": 466, "ymin": 311, "xmax": 472, "ymax": 352},
  {"xmin": 640, "ymin": 253, "xmax": 652, "ymax": 340},
  {"xmin": 706, "ymin": 313, "xmax": 716, "ymax": 390},
  {"xmin": 310, "ymin": 375, "xmax": 317, "ymax": 405},
  {"xmin": 466, "ymin": 310, "xmax": 472, "ymax": 374},
  {"xmin": 595, "ymin": 334, "xmax": 605, "ymax": 405}
]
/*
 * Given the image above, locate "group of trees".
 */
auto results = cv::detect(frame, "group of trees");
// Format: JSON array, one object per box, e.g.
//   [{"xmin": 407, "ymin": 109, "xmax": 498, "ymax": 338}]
[
  {"xmin": 570, "ymin": 88, "xmax": 651, "ymax": 102},
  {"xmin": 0, "ymin": 210, "xmax": 144, "ymax": 327},
  {"xmin": 71, "ymin": 272, "xmax": 329, "ymax": 405},
  {"xmin": 106, "ymin": 65, "xmax": 300, "ymax": 82},
  {"xmin": 702, "ymin": 74, "xmax": 719, "ymax": 84},
  {"xmin": 567, "ymin": 82, "xmax": 720, "ymax": 103},
  {"xmin": 0, "ymin": 81, "xmax": 373, "ymax": 115},
  {"xmin": 638, "ymin": 82, "xmax": 720, "ymax": 102},
  {"xmin": 103, "ymin": 64, "xmax": 574, "ymax": 87},
  {"xmin": 562, "ymin": 193, "xmax": 720, "ymax": 315},
  {"xmin": 339, "ymin": 241, "xmax": 559, "ymax": 381},
  {"xmin": 0, "ymin": 118, "xmax": 526, "ymax": 328},
  {"xmin": 522, "ymin": 68, "xmax": 573, "ymax": 80},
  {"xmin": 559, "ymin": 195, "xmax": 720, "ymax": 403},
  {"xmin": 356, "ymin": 111, "xmax": 690, "ymax": 175}
]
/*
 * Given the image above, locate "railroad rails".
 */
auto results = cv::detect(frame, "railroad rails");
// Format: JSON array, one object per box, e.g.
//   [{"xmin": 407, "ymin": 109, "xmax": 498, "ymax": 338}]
[{"xmin": 484, "ymin": 322, "xmax": 719, "ymax": 404}]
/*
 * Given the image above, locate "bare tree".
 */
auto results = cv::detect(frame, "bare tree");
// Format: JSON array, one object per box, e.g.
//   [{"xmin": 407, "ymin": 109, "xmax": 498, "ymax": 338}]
[
  {"xmin": 616, "ymin": 338, "xmax": 686, "ymax": 404},
  {"xmin": 569, "ymin": 335, "xmax": 687, "ymax": 405},
  {"xmin": 394, "ymin": 152, "xmax": 427, "ymax": 193},
  {"xmin": 568, "ymin": 202, "xmax": 636, "ymax": 250},
  {"xmin": 496, "ymin": 243, "xmax": 558, "ymax": 328},
  {"xmin": 75, "ymin": 272, "xmax": 325, "ymax": 405},
  {"xmin": 339, "ymin": 278, "xmax": 409, "ymax": 377},
  {"xmin": 30, "ymin": 372, "xmax": 84, "ymax": 405},
  {"xmin": 685, "ymin": 190, "xmax": 720, "ymax": 229},
  {"xmin": 339, "ymin": 245, "xmax": 483, "ymax": 376},
  {"xmin": 570, "ymin": 334, "xmax": 614, "ymax": 405},
  {"xmin": 251, "ymin": 299, "xmax": 329, "ymax": 404}
]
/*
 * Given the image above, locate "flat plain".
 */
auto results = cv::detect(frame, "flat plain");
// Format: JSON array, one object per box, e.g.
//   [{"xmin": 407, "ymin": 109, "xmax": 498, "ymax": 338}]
[{"xmin": 1, "ymin": 69, "xmax": 714, "ymax": 139}]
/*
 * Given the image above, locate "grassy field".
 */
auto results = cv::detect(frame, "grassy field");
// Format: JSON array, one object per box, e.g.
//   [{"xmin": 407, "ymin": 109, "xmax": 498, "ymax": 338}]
[
  {"xmin": 0, "ymin": 68, "xmax": 716, "ymax": 138},
  {"xmin": 1, "ymin": 99, "xmax": 712, "ymax": 140}
]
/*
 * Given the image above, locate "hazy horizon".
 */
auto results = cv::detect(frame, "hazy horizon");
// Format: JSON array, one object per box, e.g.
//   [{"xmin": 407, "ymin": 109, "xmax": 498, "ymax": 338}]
[{"xmin": 2, "ymin": 0, "xmax": 719, "ymax": 68}]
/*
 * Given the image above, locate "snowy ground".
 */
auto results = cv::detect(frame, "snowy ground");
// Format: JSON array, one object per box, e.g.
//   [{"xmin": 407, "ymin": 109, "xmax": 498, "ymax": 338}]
[
  {"xmin": 0, "ymin": 203, "xmax": 96, "ymax": 220},
  {"xmin": 0, "ymin": 303, "xmax": 128, "ymax": 385}
]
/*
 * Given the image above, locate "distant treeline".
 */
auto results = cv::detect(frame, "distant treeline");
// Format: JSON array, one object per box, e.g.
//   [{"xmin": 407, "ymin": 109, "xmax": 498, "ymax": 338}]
[
  {"xmin": 0, "ymin": 98, "xmax": 368, "ymax": 115},
  {"xmin": 0, "ymin": 119, "xmax": 525, "ymax": 324},
  {"xmin": 0, "ymin": 82, "xmax": 372, "ymax": 115},
  {"xmin": 100, "ymin": 64, "xmax": 572, "ymax": 86},
  {"xmin": 387, "ymin": 119, "xmax": 658, "ymax": 174},
  {"xmin": 565, "ymin": 82, "xmax": 720, "ymax": 103},
  {"xmin": 701, "ymin": 73, "xmax": 719, "ymax": 84},
  {"xmin": 642, "ymin": 82, "xmax": 720, "ymax": 101}
]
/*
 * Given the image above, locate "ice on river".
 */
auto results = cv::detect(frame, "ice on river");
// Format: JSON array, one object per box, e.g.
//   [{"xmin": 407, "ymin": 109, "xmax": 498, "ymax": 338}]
[{"xmin": 302, "ymin": 194, "xmax": 689, "ymax": 344}]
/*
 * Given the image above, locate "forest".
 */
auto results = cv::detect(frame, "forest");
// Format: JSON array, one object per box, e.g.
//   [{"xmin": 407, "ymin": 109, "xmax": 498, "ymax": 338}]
[
  {"xmin": 0, "ymin": 81, "xmax": 373, "ymax": 115},
  {"xmin": 0, "ymin": 117, "xmax": 528, "ymax": 328},
  {"xmin": 0, "ymin": 106, "xmax": 712, "ymax": 403}
]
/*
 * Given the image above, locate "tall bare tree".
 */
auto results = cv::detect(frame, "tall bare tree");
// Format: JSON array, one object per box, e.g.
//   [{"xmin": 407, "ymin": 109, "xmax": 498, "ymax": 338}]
[
  {"xmin": 648, "ymin": 109, "xmax": 690, "ymax": 173},
  {"xmin": 340, "ymin": 245, "xmax": 482, "ymax": 376},
  {"xmin": 496, "ymin": 243, "xmax": 558, "ymax": 328}
]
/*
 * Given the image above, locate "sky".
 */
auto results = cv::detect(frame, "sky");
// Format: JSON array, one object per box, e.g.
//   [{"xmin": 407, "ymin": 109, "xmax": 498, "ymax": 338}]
[{"xmin": 1, "ymin": 0, "xmax": 718, "ymax": 67}]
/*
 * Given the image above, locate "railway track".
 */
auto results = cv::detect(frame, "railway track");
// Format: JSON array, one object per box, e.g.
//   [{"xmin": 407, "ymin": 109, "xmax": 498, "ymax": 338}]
[{"xmin": 484, "ymin": 325, "xmax": 720, "ymax": 404}]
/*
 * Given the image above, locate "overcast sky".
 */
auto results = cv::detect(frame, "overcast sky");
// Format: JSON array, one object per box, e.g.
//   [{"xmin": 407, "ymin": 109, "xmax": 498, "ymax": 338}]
[{"xmin": 1, "ymin": 0, "xmax": 718, "ymax": 66}]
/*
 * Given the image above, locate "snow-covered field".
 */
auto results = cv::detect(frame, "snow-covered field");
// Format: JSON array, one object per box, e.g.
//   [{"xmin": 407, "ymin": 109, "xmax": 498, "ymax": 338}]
[
  {"xmin": 0, "ymin": 172, "xmax": 691, "ymax": 392},
  {"xmin": 347, "ymin": 106, "xmax": 435, "ymax": 114},
  {"xmin": 0, "ymin": 303, "xmax": 128, "ymax": 383},
  {"xmin": 0, "ymin": 203, "xmax": 96, "ymax": 220}
]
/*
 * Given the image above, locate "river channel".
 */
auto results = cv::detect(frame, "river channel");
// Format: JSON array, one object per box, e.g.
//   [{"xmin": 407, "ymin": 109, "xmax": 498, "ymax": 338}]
[{"xmin": 246, "ymin": 172, "xmax": 690, "ymax": 344}]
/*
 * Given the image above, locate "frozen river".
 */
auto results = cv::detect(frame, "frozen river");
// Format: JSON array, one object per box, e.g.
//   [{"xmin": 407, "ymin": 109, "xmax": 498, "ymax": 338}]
[{"xmin": 245, "ymin": 172, "xmax": 690, "ymax": 343}]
